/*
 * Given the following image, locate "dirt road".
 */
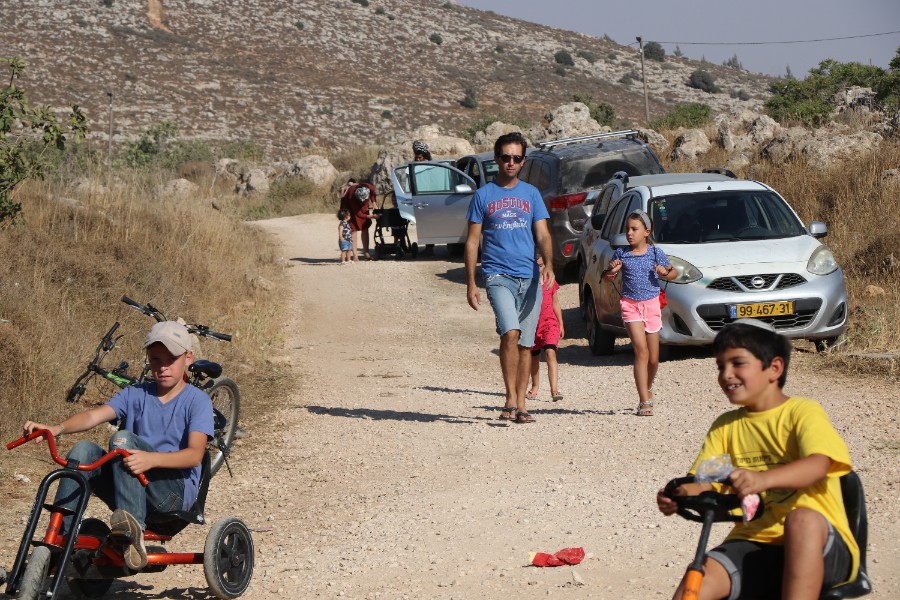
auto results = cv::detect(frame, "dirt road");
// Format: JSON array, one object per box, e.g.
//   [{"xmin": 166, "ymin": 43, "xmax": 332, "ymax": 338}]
[{"xmin": 2, "ymin": 213, "xmax": 898, "ymax": 599}]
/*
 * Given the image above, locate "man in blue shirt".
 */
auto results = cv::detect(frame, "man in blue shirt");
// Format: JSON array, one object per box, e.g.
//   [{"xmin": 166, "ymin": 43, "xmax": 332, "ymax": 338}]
[{"xmin": 465, "ymin": 132, "xmax": 554, "ymax": 424}]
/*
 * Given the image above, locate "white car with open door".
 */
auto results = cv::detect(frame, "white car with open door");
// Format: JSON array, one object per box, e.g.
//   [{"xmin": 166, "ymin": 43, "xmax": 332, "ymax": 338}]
[{"xmin": 390, "ymin": 160, "xmax": 477, "ymax": 247}]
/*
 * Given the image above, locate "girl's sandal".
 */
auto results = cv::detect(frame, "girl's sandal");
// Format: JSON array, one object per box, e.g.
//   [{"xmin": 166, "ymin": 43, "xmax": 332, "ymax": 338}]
[
  {"xmin": 515, "ymin": 411, "xmax": 535, "ymax": 424},
  {"xmin": 551, "ymin": 391, "xmax": 564, "ymax": 402},
  {"xmin": 636, "ymin": 401, "xmax": 654, "ymax": 417},
  {"xmin": 525, "ymin": 390, "xmax": 538, "ymax": 400},
  {"xmin": 499, "ymin": 407, "xmax": 517, "ymax": 420}
]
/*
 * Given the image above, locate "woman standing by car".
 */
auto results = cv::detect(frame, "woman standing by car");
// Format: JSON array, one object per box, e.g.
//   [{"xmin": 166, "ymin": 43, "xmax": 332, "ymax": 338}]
[{"xmin": 340, "ymin": 181, "xmax": 377, "ymax": 261}]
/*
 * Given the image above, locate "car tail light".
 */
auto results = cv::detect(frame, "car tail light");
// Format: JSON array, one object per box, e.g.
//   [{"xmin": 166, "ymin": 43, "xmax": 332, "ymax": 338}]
[
  {"xmin": 562, "ymin": 242, "xmax": 575, "ymax": 257},
  {"xmin": 549, "ymin": 192, "xmax": 586, "ymax": 210}
]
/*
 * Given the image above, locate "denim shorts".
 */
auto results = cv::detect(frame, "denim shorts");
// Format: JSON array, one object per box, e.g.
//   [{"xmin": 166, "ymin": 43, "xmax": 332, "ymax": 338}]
[
  {"xmin": 708, "ymin": 521, "xmax": 852, "ymax": 600},
  {"xmin": 339, "ymin": 240, "xmax": 352, "ymax": 251},
  {"xmin": 485, "ymin": 274, "xmax": 542, "ymax": 348}
]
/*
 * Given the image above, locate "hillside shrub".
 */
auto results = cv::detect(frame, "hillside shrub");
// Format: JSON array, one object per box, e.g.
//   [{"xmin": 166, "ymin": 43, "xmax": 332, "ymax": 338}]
[
  {"xmin": 0, "ymin": 57, "xmax": 87, "ymax": 225},
  {"xmin": 294, "ymin": 20, "xmax": 304, "ymax": 30},
  {"xmin": 123, "ymin": 120, "xmax": 180, "ymax": 167},
  {"xmin": 730, "ymin": 89, "xmax": 751, "ymax": 101},
  {"xmin": 619, "ymin": 70, "xmax": 640, "ymax": 85},
  {"xmin": 651, "ymin": 103, "xmax": 711, "ymax": 129},
  {"xmin": 644, "ymin": 41, "xmax": 665, "ymax": 62},
  {"xmin": 429, "ymin": 33, "xmax": 443, "ymax": 45},
  {"xmin": 723, "ymin": 54, "xmax": 743, "ymax": 69},
  {"xmin": 687, "ymin": 69, "xmax": 720, "ymax": 93},
  {"xmin": 350, "ymin": 0, "xmax": 369, "ymax": 6},
  {"xmin": 381, "ymin": 110, "xmax": 392, "ymax": 119},
  {"xmin": 461, "ymin": 86, "xmax": 478, "ymax": 109},
  {"xmin": 765, "ymin": 51, "xmax": 900, "ymax": 126},
  {"xmin": 375, "ymin": 7, "xmax": 385, "ymax": 15},
  {"xmin": 572, "ymin": 93, "xmax": 615, "ymax": 127},
  {"xmin": 607, "ymin": 51, "xmax": 618, "ymax": 61},
  {"xmin": 555, "ymin": 65, "xmax": 567, "ymax": 77},
  {"xmin": 554, "ymin": 50, "xmax": 574, "ymax": 66},
  {"xmin": 495, "ymin": 44, "xmax": 504, "ymax": 53},
  {"xmin": 577, "ymin": 50, "xmax": 597, "ymax": 64}
]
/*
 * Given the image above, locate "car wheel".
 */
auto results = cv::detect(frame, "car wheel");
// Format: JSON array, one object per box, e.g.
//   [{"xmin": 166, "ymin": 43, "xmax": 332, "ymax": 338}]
[
  {"xmin": 585, "ymin": 291, "xmax": 615, "ymax": 356},
  {"xmin": 577, "ymin": 259, "xmax": 587, "ymax": 319}
]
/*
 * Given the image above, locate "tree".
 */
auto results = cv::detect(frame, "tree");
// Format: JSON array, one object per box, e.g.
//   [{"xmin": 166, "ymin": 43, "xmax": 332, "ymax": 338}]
[
  {"xmin": 644, "ymin": 41, "xmax": 665, "ymax": 62},
  {"xmin": 554, "ymin": 50, "xmax": 574, "ymax": 66},
  {"xmin": 723, "ymin": 54, "xmax": 742, "ymax": 69},
  {"xmin": 124, "ymin": 120, "xmax": 180, "ymax": 167},
  {"xmin": 687, "ymin": 69, "xmax": 720, "ymax": 93},
  {"xmin": 0, "ymin": 57, "xmax": 86, "ymax": 225}
]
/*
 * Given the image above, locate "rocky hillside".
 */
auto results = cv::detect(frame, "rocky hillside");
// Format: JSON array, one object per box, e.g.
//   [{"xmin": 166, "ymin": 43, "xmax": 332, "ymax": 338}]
[{"xmin": 2, "ymin": 0, "xmax": 774, "ymax": 156}]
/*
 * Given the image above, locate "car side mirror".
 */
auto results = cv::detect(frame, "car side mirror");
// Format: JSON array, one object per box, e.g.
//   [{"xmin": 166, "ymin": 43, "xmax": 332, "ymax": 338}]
[
  {"xmin": 809, "ymin": 221, "xmax": 828, "ymax": 239},
  {"xmin": 611, "ymin": 233, "xmax": 629, "ymax": 248},
  {"xmin": 454, "ymin": 184, "xmax": 474, "ymax": 194},
  {"xmin": 591, "ymin": 214, "xmax": 606, "ymax": 230}
]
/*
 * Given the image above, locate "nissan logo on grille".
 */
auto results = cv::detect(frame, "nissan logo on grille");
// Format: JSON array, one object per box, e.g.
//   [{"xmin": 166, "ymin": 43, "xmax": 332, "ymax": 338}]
[{"xmin": 750, "ymin": 276, "xmax": 766, "ymax": 289}]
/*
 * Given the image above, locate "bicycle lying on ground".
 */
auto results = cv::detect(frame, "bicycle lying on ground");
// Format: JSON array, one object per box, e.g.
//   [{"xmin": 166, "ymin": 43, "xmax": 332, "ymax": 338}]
[
  {"xmin": 4, "ymin": 429, "xmax": 254, "ymax": 600},
  {"xmin": 66, "ymin": 295, "xmax": 241, "ymax": 477}
]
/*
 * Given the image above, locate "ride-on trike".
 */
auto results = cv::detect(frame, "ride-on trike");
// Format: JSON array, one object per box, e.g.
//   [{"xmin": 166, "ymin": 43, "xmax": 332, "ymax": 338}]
[
  {"xmin": 4, "ymin": 429, "xmax": 254, "ymax": 600},
  {"xmin": 664, "ymin": 473, "xmax": 871, "ymax": 600}
]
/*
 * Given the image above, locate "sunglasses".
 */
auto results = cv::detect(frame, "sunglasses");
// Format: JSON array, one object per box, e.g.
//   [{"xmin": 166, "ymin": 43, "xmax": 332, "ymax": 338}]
[{"xmin": 498, "ymin": 154, "xmax": 524, "ymax": 164}]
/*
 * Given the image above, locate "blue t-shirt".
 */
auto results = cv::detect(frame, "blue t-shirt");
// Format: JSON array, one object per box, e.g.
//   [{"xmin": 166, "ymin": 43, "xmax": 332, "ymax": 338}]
[
  {"xmin": 612, "ymin": 245, "xmax": 672, "ymax": 301},
  {"xmin": 107, "ymin": 383, "xmax": 215, "ymax": 510},
  {"xmin": 465, "ymin": 180, "xmax": 550, "ymax": 278}
]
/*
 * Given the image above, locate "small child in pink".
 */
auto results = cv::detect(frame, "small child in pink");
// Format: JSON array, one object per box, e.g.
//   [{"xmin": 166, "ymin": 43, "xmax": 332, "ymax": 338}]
[{"xmin": 527, "ymin": 257, "xmax": 565, "ymax": 401}]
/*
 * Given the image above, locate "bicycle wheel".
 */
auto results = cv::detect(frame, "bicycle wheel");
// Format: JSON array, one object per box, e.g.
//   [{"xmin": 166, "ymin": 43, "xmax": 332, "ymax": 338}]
[
  {"xmin": 207, "ymin": 376, "xmax": 240, "ymax": 476},
  {"xmin": 18, "ymin": 546, "xmax": 51, "ymax": 600}
]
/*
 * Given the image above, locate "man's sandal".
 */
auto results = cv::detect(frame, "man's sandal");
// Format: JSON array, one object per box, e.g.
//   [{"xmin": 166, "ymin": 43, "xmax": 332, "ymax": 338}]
[
  {"xmin": 499, "ymin": 407, "xmax": 517, "ymax": 420},
  {"xmin": 515, "ymin": 411, "xmax": 535, "ymax": 424},
  {"xmin": 636, "ymin": 401, "xmax": 654, "ymax": 417}
]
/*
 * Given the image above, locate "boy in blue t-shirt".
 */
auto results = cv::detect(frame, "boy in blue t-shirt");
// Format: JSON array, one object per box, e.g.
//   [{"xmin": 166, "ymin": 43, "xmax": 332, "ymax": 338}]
[
  {"xmin": 464, "ymin": 132, "xmax": 554, "ymax": 424},
  {"xmin": 23, "ymin": 320, "xmax": 214, "ymax": 571}
]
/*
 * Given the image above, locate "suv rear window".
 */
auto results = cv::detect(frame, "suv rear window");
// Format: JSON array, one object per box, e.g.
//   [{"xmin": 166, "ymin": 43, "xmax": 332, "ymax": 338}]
[{"xmin": 560, "ymin": 151, "xmax": 663, "ymax": 196}]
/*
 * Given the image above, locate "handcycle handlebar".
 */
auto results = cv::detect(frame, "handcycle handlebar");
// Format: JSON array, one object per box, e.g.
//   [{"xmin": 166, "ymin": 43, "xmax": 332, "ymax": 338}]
[
  {"xmin": 7, "ymin": 429, "xmax": 149, "ymax": 486},
  {"xmin": 664, "ymin": 475, "xmax": 765, "ymax": 523}
]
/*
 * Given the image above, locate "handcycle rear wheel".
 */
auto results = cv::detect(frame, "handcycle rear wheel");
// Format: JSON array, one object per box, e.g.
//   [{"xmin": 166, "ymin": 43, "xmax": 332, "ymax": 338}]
[
  {"xmin": 18, "ymin": 546, "xmax": 51, "ymax": 600},
  {"xmin": 207, "ymin": 376, "xmax": 240, "ymax": 476},
  {"xmin": 203, "ymin": 517, "xmax": 255, "ymax": 599}
]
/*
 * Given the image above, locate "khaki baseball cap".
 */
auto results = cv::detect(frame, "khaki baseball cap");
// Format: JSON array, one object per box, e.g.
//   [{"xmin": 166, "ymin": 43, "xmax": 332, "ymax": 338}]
[{"xmin": 144, "ymin": 321, "xmax": 192, "ymax": 356}]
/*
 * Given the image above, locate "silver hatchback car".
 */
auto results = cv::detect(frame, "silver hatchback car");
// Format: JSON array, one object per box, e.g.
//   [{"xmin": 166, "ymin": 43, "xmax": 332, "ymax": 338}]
[{"xmin": 580, "ymin": 174, "xmax": 848, "ymax": 354}]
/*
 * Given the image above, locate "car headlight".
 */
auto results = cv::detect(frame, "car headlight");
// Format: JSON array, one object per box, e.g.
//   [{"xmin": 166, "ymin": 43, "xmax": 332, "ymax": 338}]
[
  {"xmin": 668, "ymin": 256, "xmax": 702, "ymax": 284},
  {"xmin": 807, "ymin": 245, "xmax": 839, "ymax": 275}
]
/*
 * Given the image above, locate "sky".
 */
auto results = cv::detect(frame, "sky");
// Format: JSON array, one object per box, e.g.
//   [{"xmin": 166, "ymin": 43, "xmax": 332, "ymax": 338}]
[{"xmin": 456, "ymin": 0, "xmax": 900, "ymax": 77}]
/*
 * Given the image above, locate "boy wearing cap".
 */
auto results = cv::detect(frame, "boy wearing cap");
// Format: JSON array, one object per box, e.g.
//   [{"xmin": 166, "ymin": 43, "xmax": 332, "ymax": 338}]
[
  {"xmin": 23, "ymin": 321, "xmax": 214, "ymax": 571},
  {"xmin": 656, "ymin": 321, "xmax": 858, "ymax": 599}
]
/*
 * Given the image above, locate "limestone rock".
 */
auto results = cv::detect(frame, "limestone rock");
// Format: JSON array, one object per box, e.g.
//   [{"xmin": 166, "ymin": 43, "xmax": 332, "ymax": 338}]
[{"xmin": 670, "ymin": 129, "xmax": 711, "ymax": 160}]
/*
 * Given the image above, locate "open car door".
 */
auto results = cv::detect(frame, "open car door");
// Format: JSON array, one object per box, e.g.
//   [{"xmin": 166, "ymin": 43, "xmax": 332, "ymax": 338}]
[{"xmin": 390, "ymin": 161, "xmax": 476, "ymax": 245}]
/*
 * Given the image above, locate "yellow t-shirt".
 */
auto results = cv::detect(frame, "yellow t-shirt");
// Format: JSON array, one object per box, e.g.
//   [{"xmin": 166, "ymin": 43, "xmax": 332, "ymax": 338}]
[{"xmin": 690, "ymin": 396, "xmax": 859, "ymax": 582}]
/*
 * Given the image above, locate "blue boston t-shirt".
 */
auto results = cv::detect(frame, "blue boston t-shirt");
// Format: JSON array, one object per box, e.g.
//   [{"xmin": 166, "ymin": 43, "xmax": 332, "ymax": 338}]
[
  {"xmin": 465, "ymin": 180, "xmax": 549, "ymax": 279},
  {"xmin": 107, "ymin": 383, "xmax": 214, "ymax": 510}
]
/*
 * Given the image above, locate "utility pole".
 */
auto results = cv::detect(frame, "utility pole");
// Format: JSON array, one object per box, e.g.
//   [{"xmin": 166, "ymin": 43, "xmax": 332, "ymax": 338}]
[
  {"xmin": 106, "ymin": 91, "xmax": 113, "ymax": 185},
  {"xmin": 636, "ymin": 36, "xmax": 650, "ymax": 125}
]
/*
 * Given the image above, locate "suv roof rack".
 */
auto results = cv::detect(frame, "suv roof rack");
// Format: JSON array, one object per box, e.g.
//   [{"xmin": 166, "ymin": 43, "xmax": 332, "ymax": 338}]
[{"xmin": 538, "ymin": 129, "xmax": 640, "ymax": 152}]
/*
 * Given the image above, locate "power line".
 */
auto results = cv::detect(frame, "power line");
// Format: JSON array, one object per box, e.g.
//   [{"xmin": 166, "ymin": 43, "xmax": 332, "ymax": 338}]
[{"xmin": 632, "ymin": 29, "xmax": 900, "ymax": 47}]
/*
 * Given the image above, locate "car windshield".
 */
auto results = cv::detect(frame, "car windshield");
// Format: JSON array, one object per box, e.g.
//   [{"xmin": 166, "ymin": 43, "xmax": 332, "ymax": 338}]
[
  {"xmin": 483, "ymin": 160, "xmax": 499, "ymax": 184},
  {"xmin": 650, "ymin": 190, "xmax": 805, "ymax": 244}
]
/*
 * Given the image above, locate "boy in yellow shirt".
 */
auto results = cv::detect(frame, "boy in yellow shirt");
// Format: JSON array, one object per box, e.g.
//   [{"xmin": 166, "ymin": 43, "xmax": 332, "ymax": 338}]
[{"xmin": 657, "ymin": 320, "xmax": 858, "ymax": 600}]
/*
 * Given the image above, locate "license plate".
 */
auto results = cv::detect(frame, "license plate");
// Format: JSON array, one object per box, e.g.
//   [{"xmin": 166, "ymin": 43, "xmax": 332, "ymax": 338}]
[{"xmin": 729, "ymin": 301, "xmax": 794, "ymax": 319}]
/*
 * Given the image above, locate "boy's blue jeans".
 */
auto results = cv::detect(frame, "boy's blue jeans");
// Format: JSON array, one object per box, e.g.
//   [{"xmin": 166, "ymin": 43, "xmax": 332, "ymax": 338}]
[{"xmin": 54, "ymin": 431, "xmax": 185, "ymax": 536}]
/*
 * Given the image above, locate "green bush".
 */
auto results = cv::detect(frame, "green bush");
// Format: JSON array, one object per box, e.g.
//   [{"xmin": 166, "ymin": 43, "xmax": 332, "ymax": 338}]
[
  {"xmin": 764, "ymin": 56, "xmax": 891, "ymax": 126},
  {"xmin": 651, "ymin": 103, "xmax": 711, "ymax": 130},
  {"xmin": 687, "ymin": 69, "xmax": 720, "ymax": 93},
  {"xmin": 723, "ymin": 54, "xmax": 742, "ymax": 69},
  {"xmin": 607, "ymin": 51, "xmax": 619, "ymax": 61},
  {"xmin": 619, "ymin": 70, "xmax": 639, "ymax": 85},
  {"xmin": 461, "ymin": 86, "xmax": 478, "ymax": 109},
  {"xmin": 350, "ymin": 0, "xmax": 369, "ymax": 6},
  {"xmin": 294, "ymin": 20, "xmax": 304, "ymax": 30},
  {"xmin": 495, "ymin": 44, "xmax": 504, "ymax": 53},
  {"xmin": 730, "ymin": 89, "xmax": 751, "ymax": 101},
  {"xmin": 571, "ymin": 93, "xmax": 615, "ymax": 127},
  {"xmin": 381, "ymin": 110, "xmax": 392, "ymax": 119},
  {"xmin": 577, "ymin": 50, "xmax": 597, "ymax": 64},
  {"xmin": 644, "ymin": 41, "xmax": 665, "ymax": 62},
  {"xmin": 429, "ymin": 33, "xmax": 443, "ymax": 45},
  {"xmin": 554, "ymin": 50, "xmax": 574, "ymax": 66},
  {"xmin": 375, "ymin": 7, "xmax": 385, "ymax": 15}
]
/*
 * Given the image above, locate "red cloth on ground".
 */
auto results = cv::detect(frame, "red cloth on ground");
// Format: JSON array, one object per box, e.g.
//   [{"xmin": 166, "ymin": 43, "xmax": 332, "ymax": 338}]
[{"xmin": 530, "ymin": 547, "xmax": 585, "ymax": 567}]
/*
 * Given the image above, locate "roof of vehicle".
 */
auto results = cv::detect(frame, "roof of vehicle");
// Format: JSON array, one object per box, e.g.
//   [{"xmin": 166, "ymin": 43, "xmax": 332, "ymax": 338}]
[
  {"xmin": 459, "ymin": 147, "xmax": 536, "ymax": 162},
  {"xmin": 618, "ymin": 172, "xmax": 735, "ymax": 190},
  {"xmin": 636, "ymin": 179, "xmax": 772, "ymax": 198}
]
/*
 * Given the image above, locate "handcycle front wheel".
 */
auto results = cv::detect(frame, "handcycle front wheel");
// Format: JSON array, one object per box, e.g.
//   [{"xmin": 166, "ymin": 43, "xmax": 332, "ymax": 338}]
[
  {"xmin": 203, "ymin": 517, "xmax": 255, "ymax": 599},
  {"xmin": 66, "ymin": 519, "xmax": 114, "ymax": 599},
  {"xmin": 207, "ymin": 376, "xmax": 240, "ymax": 476},
  {"xmin": 18, "ymin": 546, "xmax": 51, "ymax": 600}
]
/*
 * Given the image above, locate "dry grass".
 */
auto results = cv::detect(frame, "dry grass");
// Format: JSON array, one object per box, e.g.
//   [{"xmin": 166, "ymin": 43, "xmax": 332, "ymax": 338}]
[
  {"xmin": 0, "ymin": 166, "xmax": 290, "ymax": 442},
  {"xmin": 661, "ymin": 134, "xmax": 900, "ymax": 370}
]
